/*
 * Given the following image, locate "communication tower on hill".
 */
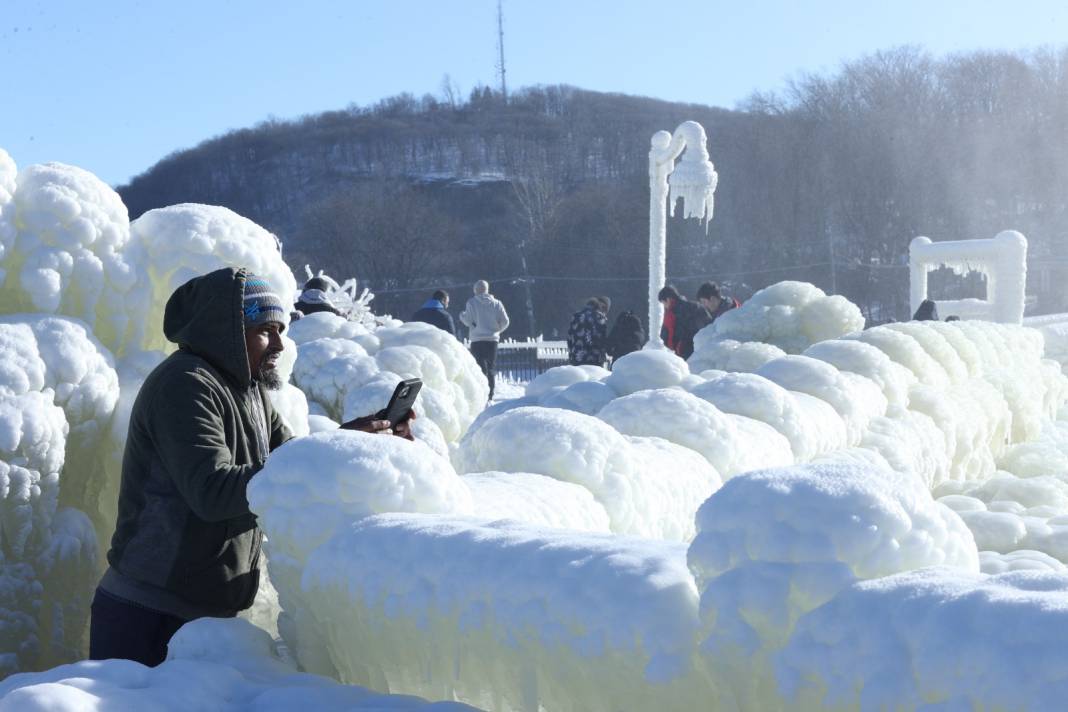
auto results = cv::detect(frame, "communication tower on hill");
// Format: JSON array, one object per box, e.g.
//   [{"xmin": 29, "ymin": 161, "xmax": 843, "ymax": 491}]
[{"xmin": 495, "ymin": 0, "xmax": 507, "ymax": 98}]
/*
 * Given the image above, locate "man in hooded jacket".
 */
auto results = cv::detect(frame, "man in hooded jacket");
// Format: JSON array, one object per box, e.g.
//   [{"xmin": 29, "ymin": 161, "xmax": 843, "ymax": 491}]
[
  {"xmin": 459, "ymin": 280, "xmax": 509, "ymax": 399},
  {"xmin": 90, "ymin": 268, "xmax": 403, "ymax": 666}
]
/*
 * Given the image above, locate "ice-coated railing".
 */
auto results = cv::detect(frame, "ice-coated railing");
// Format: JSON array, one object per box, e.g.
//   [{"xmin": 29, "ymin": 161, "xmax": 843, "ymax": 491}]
[{"xmin": 909, "ymin": 230, "xmax": 1027, "ymax": 323}]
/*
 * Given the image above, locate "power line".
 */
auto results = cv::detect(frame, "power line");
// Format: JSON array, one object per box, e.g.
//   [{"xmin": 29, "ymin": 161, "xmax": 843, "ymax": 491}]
[{"xmin": 369, "ymin": 260, "xmax": 853, "ymax": 294}]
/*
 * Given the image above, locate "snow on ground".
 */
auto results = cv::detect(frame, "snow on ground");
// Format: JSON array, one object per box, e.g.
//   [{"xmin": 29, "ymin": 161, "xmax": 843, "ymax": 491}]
[{"xmin": 0, "ymin": 618, "xmax": 477, "ymax": 711}]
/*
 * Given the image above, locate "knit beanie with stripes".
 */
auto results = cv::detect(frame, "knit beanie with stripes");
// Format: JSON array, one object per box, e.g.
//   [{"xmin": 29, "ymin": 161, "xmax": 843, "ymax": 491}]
[{"xmin": 242, "ymin": 274, "xmax": 286, "ymax": 328}]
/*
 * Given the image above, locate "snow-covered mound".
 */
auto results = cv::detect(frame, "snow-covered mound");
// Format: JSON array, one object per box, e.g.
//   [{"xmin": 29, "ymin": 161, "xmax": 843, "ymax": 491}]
[
  {"xmin": 0, "ymin": 151, "xmax": 16, "ymax": 278},
  {"xmin": 0, "ymin": 617, "xmax": 477, "ymax": 711},
  {"xmin": 246, "ymin": 430, "xmax": 472, "ymax": 672},
  {"xmin": 127, "ymin": 203, "xmax": 297, "ymax": 354},
  {"xmin": 462, "ymin": 471, "xmax": 611, "ymax": 532},
  {"xmin": 300, "ymin": 515, "xmax": 704, "ymax": 712},
  {"xmin": 690, "ymin": 280, "xmax": 865, "ymax": 359},
  {"xmin": 0, "ymin": 160, "xmax": 140, "ymax": 355},
  {"xmin": 1035, "ymin": 319, "xmax": 1068, "ymax": 372},
  {"xmin": 688, "ymin": 458, "xmax": 979, "ymax": 707},
  {"xmin": 777, "ymin": 568, "xmax": 1068, "ymax": 710},
  {"xmin": 260, "ymin": 304, "xmax": 1068, "ymax": 709},
  {"xmin": 0, "ymin": 316, "xmax": 113, "ymax": 674},
  {"xmin": 597, "ymin": 388, "xmax": 792, "ymax": 478},
  {"xmin": 687, "ymin": 338, "xmax": 785, "ymax": 373},
  {"xmin": 291, "ymin": 321, "xmax": 487, "ymax": 447},
  {"xmin": 455, "ymin": 406, "xmax": 718, "ymax": 541}
]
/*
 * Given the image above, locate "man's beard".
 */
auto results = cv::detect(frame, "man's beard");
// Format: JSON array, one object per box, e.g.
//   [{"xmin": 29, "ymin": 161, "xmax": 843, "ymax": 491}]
[{"xmin": 254, "ymin": 356, "xmax": 285, "ymax": 390}]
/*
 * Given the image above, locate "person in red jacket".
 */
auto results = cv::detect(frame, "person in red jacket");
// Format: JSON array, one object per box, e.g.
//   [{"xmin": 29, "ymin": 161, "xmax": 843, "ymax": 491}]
[{"xmin": 657, "ymin": 285, "xmax": 711, "ymax": 359}]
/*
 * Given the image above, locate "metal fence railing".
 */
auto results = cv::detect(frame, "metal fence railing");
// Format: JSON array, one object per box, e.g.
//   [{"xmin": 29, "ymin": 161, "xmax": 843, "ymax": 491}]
[{"xmin": 478, "ymin": 340, "xmax": 569, "ymax": 383}]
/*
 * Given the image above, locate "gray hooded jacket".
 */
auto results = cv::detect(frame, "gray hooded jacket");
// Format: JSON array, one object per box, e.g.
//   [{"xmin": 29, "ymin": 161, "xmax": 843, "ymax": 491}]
[
  {"xmin": 102, "ymin": 268, "xmax": 292, "ymax": 618},
  {"xmin": 459, "ymin": 293, "xmax": 510, "ymax": 342}
]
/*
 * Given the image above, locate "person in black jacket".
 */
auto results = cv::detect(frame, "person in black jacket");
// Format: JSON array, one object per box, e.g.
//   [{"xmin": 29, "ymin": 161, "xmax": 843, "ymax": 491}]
[
  {"xmin": 912, "ymin": 299, "xmax": 939, "ymax": 321},
  {"xmin": 658, "ymin": 285, "xmax": 711, "ymax": 359},
  {"xmin": 410, "ymin": 289, "xmax": 456, "ymax": 336},
  {"xmin": 607, "ymin": 309, "xmax": 645, "ymax": 362},
  {"xmin": 696, "ymin": 281, "xmax": 739, "ymax": 324}
]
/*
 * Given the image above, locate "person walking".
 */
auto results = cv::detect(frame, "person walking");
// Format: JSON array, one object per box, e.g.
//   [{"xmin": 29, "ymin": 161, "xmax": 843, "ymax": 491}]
[
  {"xmin": 460, "ymin": 280, "xmax": 509, "ymax": 399},
  {"xmin": 410, "ymin": 289, "xmax": 456, "ymax": 336},
  {"xmin": 567, "ymin": 297, "xmax": 611, "ymax": 367},
  {"xmin": 658, "ymin": 285, "xmax": 712, "ymax": 359}
]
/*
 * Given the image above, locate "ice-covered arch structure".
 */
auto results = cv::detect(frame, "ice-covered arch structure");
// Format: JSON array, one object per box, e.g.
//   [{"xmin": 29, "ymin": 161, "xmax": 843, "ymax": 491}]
[{"xmin": 909, "ymin": 230, "xmax": 1027, "ymax": 323}]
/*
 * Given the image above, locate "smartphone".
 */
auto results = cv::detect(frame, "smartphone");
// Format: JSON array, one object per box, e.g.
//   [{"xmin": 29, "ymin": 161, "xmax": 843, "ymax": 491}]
[{"xmin": 380, "ymin": 378, "xmax": 422, "ymax": 426}]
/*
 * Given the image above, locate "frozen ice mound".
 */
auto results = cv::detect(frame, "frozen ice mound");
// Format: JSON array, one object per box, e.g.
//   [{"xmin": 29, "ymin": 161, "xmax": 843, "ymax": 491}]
[
  {"xmin": 0, "ymin": 315, "xmax": 116, "ymax": 673},
  {"xmin": 0, "ymin": 160, "xmax": 140, "ymax": 355},
  {"xmin": 462, "ymin": 471, "xmax": 611, "ymax": 532},
  {"xmin": 688, "ymin": 459, "xmax": 979, "ymax": 706},
  {"xmin": 604, "ymin": 348, "xmax": 690, "ymax": 395},
  {"xmin": 455, "ymin": 405, "xmax": 719, "ymax": 541},
  {"xmin": 126, "ymin": 203, "xmax": 297, "ymax": 354},
  {"xmin": 690, "ymin": 280, "xmax": 865, "ymax": 357},
  {"xmin": 293, "ymin": 322, "xmax": 487, "ymax": 446},
  {"xmin": 687, "ymin": 337, "xmax": 785, "ymax": 373},
  {"xmin": 299, "ymin": 514, "xmax": 705, "ymax": 712},
  {"xmin": 689, "ymin": 371, "xmax": 846, "ymax": 461},
  {"xmin": 597, "ymin": 387, "xmax": 791, "ymax": 478},
  {"xmin": 777, "ymin": 568, "xmax": 1068, "ymax": 711}
]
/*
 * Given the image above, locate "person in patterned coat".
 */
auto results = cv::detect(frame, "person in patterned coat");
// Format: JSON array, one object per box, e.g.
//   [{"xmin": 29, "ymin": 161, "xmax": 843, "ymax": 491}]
[{"xmin": 567, "ymin": 297, "xmax": 611, "ymax": 367}]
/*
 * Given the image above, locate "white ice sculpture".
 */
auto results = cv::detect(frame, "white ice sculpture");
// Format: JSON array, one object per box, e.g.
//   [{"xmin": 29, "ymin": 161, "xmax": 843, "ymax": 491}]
[{"xmin": 909, "ymin": 230, "xmax": 1027, "ymax": 324}]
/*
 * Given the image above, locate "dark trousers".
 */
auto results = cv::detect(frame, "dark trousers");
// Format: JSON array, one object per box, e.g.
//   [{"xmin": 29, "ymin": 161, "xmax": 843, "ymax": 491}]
[
  {"xmin": 470, "ymin": 340, "xmax": 498, "ymax": 399},
  {"xmin": 89, "ymin": 588, "xmax": 188, "ymax": 667}
]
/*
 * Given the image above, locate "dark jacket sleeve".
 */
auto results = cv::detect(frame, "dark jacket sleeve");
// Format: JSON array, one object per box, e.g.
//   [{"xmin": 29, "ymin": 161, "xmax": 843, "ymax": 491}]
[
  {"xmin": 148, "ymin": 370, "xmax": 261, "ymax": 522},
  {"xmin": 266, "ymin": 390, "xmax": 295, "ymax": 451},
  {"xmin": 445, "ymin": 311, "xmax": 456, "ymax": 336}
]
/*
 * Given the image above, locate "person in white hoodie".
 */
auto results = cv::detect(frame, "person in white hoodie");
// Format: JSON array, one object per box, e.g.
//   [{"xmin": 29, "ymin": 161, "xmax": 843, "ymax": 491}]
[{"xmin": 460, "ymin": 280, "xmax": 510, "ymax": 399}]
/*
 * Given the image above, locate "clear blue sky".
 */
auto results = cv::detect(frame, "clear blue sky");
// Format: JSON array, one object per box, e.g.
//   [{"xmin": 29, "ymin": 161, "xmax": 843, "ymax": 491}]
[{"xmin": 3, "ymin": 0, "xmax": 1066, "ymax": 186}]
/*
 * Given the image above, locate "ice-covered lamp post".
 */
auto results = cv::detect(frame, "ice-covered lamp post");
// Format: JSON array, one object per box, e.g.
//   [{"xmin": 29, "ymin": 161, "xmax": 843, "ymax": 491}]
[{"xmin": 647, "ymin": 121, "xmax": 718, "ymax": 349}]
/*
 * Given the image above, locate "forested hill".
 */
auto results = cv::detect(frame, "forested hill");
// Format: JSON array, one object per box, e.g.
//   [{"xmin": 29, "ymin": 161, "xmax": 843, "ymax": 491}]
[
  {"xmin": 119, "ymin": 47, "xmax": 1068, "ymax": 334},
  {"xmin": 120, "ymin": 86, "xmax": 733, "ymax": 236}
]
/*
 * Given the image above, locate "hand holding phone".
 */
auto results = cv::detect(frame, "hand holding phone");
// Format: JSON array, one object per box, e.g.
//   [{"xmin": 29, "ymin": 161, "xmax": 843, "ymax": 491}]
[
  {"xmin": 340, "ymin": 378, "xmax": 422, "ymax": 441},
  {"xmin": 380, "ymin": 378, "xmax": 422, "ymax": 427}
]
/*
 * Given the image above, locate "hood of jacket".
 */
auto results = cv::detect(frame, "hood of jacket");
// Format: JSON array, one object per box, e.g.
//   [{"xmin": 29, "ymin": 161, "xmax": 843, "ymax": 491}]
[
  {"xmin": 163, "ymin": 267, "xmax": 251, "ymax": 389},
  {"xmin": 419, "ymin": 298, "xmax": 447, "ymax": 311}
]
